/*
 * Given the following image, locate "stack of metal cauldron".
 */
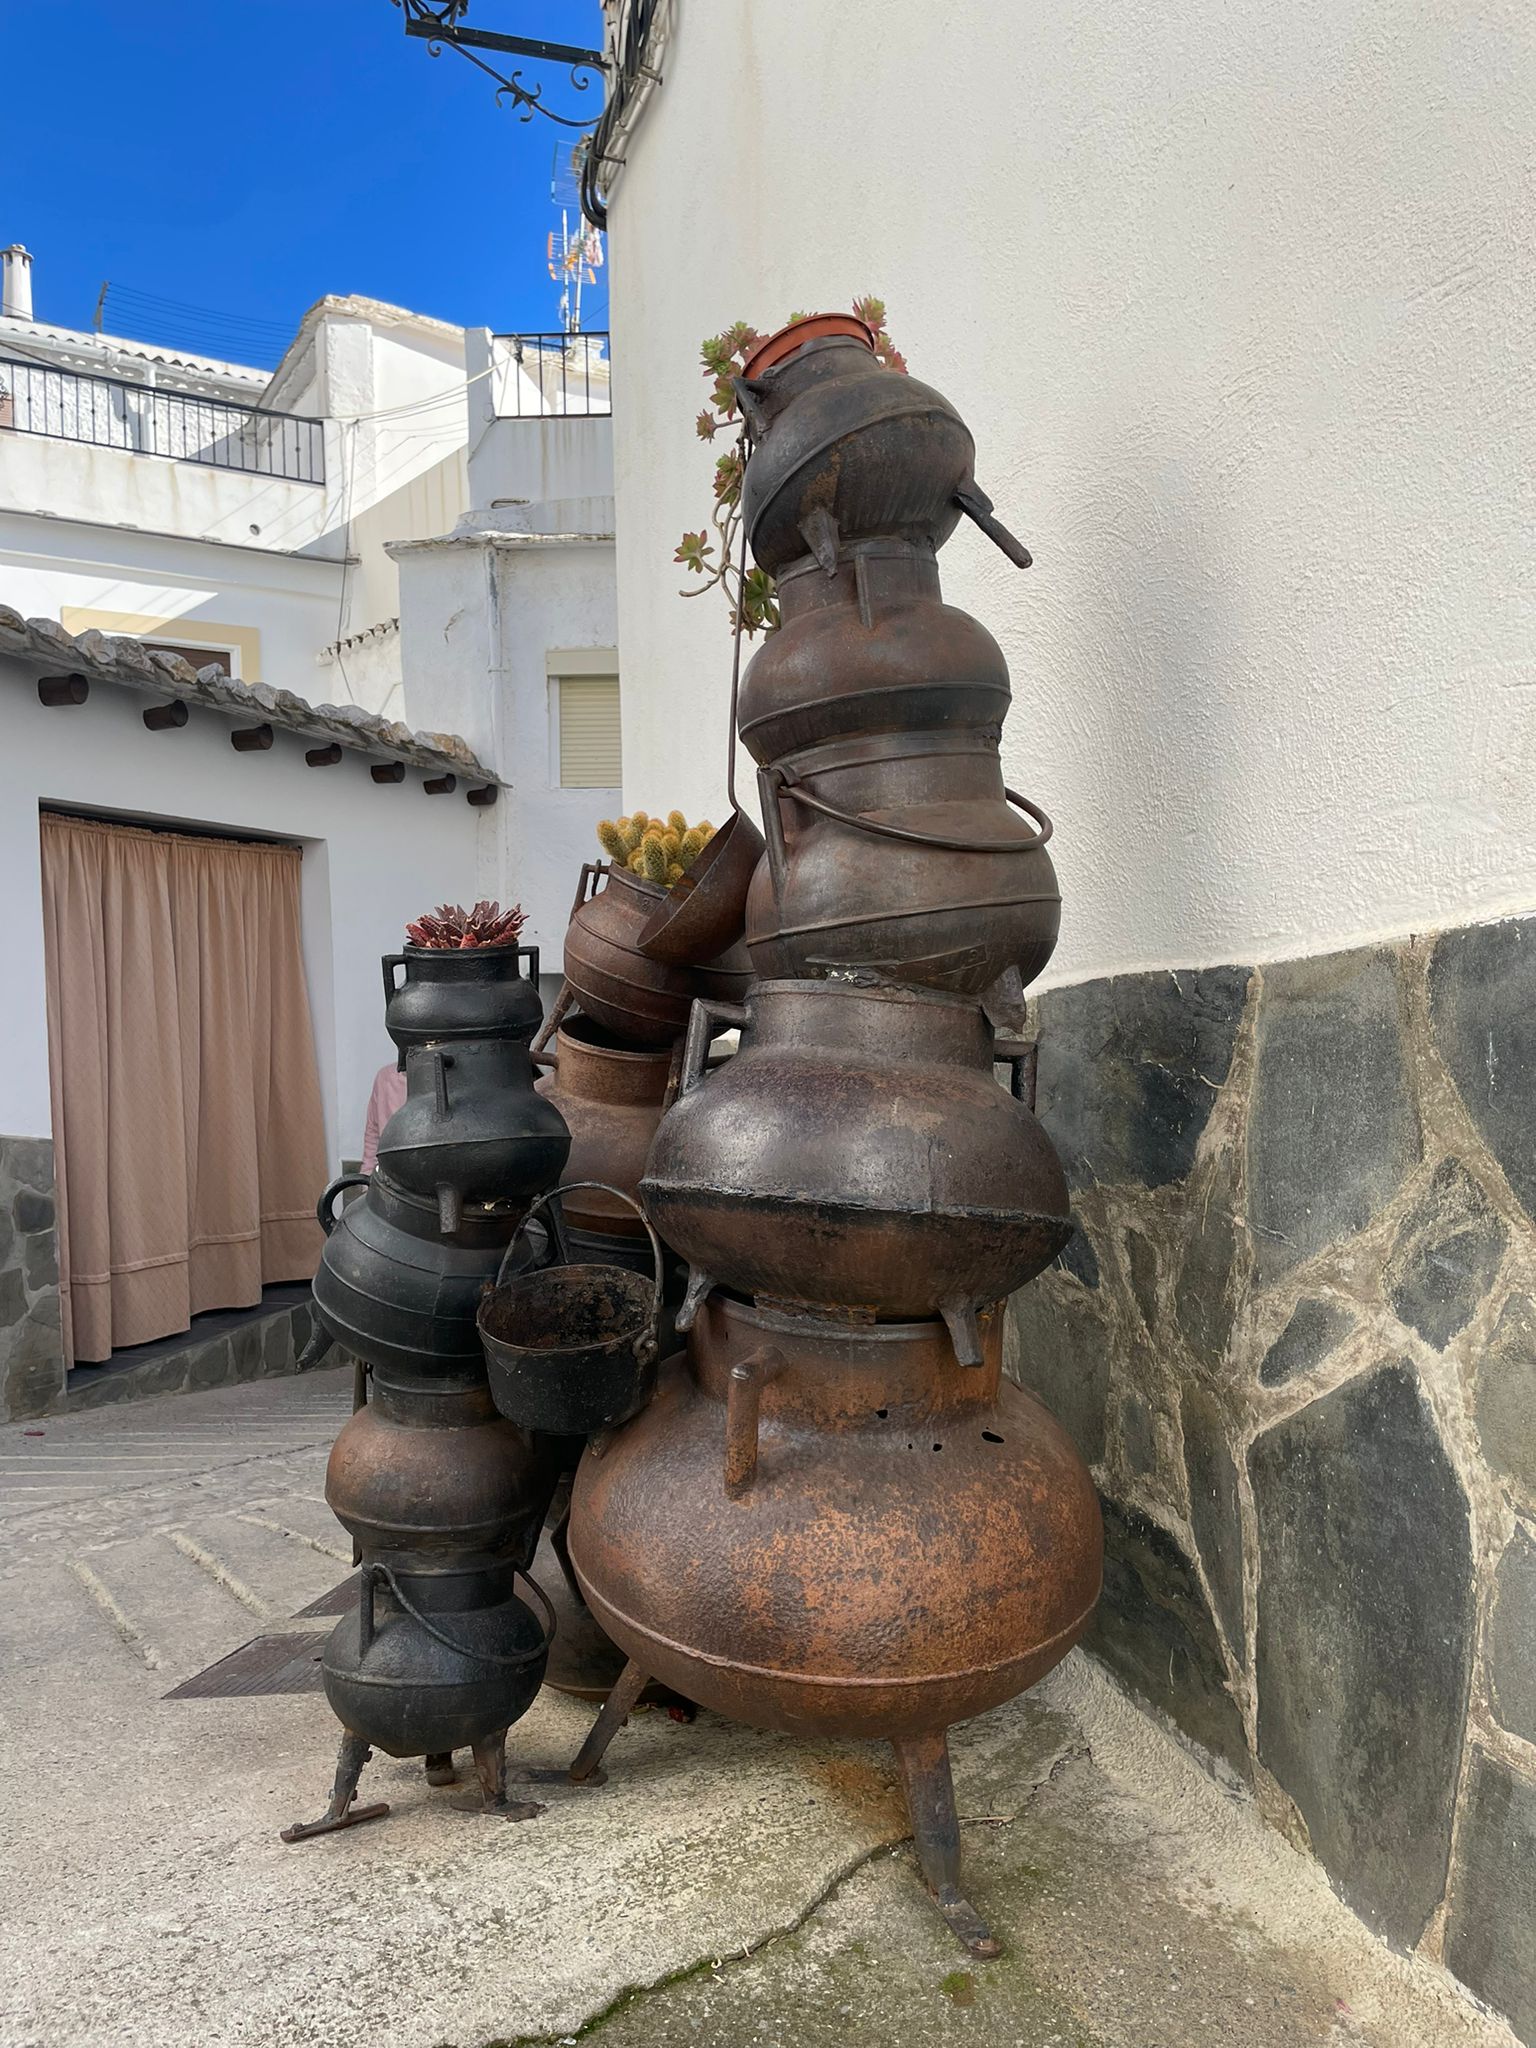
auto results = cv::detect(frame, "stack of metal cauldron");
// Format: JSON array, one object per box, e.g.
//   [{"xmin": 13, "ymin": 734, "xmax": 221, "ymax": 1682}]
[
  {"xmin": 563, "ymin": 316, "xmax": 1105, "ymax": 1956},
  {"xmin": 285, "ymin": 942, "xmax": 574, "ymax": 1836}
]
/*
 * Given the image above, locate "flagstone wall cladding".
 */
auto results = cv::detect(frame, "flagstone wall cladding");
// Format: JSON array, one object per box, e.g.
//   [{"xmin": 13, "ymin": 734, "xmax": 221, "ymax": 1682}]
[
  {"xmin": 1006, "ymin": 913, "xmax": 1536, "ymax": 2028},
  {"xmin": 0, "ymin": 1136, "xmax": 66, "ymax": 1419}
]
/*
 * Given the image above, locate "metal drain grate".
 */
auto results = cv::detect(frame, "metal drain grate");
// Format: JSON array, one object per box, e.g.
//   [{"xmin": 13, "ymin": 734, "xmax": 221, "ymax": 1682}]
[
  {"xmin": 296, "ymin": 1575, "xmax": 359, "ymax": 1618},
  {"xmin": 164, "ymin": 1631, "xmax": 328, "ymax": 1699}
]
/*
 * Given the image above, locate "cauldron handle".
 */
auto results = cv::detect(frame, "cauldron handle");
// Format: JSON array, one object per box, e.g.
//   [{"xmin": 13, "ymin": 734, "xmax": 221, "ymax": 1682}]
[
  {"xmin": 517, "ymin": 942, "xmax": 541, "ymax": 986},
  {"xmin": 993, "ymin": 1036, "xmax": 1040, "ymax": 1115},
  {"xmin": 678, "ymin": 998, "xmax": 750, "ymax": 1101},
  {"xmin": 498, "ymin": 1181, "xmax": 667, "ymax": 1365},
  {"xmin": 317, "ymin": 1174, "xmax": 369, "ymax": 1236},
  {"xmin": 529, "ymin": 978, "xmax": 576, "ymax": 1067},
  {"xmin": 381, "ymin": 953, "xmax": 408, "ymax": 1007},
  {"xmin": 774, "ymin": 770, "xmax": 1053, "ymax": 855},
  {"xmin": 757, "ymin": 764, "xmax": 791, "ymax": 910},
  {"xmin": 724, "ymin": 1344, "xmax": 783, "ymax": 1498},
  {"xmin": 570, "ymin": 860, "xmax": 606, "ymax": 921}
]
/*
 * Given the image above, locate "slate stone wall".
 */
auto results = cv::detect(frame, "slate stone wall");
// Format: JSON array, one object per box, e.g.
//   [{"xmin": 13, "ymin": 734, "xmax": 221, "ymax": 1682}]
[
  {"xmin": 1007, "ymin": 915, "xmax": 1536, "ymax": 2041},
  {"xmin": 0, "ymin": 1135, "xmax": 67, "ymax": 1420}
]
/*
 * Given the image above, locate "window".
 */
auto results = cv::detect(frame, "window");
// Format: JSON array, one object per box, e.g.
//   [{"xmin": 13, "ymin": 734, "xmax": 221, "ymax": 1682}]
[
  {"xmin": 556, "ymin": 673, "xmax": 622, "ymax": 788},
  {"xmin": 141, "ymin": 641, "xmax": 235, "ymax": 678}
]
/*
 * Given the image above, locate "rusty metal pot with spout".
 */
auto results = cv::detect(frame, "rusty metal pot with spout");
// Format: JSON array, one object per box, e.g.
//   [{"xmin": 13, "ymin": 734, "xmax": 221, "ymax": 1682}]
[
  {"xmin": 732, "ymin": 326, "xmax": 1032, "ymax": 575},
  {"xmin": 375, "ymin": 1039, "xmax": 571, "ymax": 1239},
  {"xmin": 641, "ymin": 978, "xmax": 1071, "ymax": 1366}
]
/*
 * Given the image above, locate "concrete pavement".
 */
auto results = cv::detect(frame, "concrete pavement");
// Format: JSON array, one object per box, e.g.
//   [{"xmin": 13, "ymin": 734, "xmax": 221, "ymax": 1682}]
[{"xmin": 0, "ymin": 1367, "xmax": 1519, "ymax": 2048}]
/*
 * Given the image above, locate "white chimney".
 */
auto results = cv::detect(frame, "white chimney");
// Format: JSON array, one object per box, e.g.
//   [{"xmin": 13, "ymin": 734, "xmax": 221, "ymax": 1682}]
[{"xmin": 2, "ymin": 245, "xmax": 35, "ymax": 322}]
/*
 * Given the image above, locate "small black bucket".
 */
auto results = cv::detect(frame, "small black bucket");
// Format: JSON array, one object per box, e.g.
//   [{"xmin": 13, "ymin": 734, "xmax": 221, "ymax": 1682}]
[{"xmin": 480, "ymin": 1182, "xmax": 663, "ymax": 1435}]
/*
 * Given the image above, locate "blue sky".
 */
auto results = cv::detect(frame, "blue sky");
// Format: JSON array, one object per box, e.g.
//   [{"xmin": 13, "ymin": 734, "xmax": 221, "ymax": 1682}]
[{"xmin": 7, "ymin": 0, "xmax": 607, "ymax": 364}]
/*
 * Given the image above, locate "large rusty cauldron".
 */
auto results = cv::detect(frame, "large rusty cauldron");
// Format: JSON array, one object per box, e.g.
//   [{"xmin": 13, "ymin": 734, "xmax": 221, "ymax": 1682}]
[
  {"xmin": 568, "ymin": 1295, "xmax": 1101, "ymax": 1948},
  {"xmin": 561, "ymin": 312, "xmax": 1101, "ymax": 1958},
  {"xmin": 563, "ymin": 861, "xmax": 750, "ymax": 1047},
  {"xmin": 641, "ymin": 978, "xmax": 1070, "ymax": 1367}
]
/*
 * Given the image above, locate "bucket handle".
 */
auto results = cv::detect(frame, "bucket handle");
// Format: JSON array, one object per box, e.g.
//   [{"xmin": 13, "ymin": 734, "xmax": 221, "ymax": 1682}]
[
  {"xmin": 317, "ymin": 1173, "xmax": 369, "ymax": 1235},
  {"xmin": 765, "ymin": 762, "xmax": 1052, "ymax": 855},
  {"xmin": 361, "ymin": 1560, "xmax": 556, "ymax": 1670},
  {"xmin": 494, "ymin": 1181, "xmax": 666, "ymax": 1366}
]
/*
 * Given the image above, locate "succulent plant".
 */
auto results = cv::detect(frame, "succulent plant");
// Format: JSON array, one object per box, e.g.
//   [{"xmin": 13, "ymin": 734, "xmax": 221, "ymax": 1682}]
[{"xmin": 405, "ymin": 900, "xmax": 527, "ymax": 950}]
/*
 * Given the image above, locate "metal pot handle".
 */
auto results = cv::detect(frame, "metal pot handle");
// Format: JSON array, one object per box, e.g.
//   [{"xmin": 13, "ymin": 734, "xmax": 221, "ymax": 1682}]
[
  {"xmin": 364, "ymin": 1561, "xmax": 557, "ymax": 1669},
  {"xmin": 497, "ymin": 1181, "xmax": 667, "ymax": 1365},
  {"xmin": 317, "ymin": 1173, "xmax": 369, "ymax": 1235},
  {"xmin": 993, "ymin": 1036, "xmax": 1040, "ymax": 1113},
  {"xmin": 529, "ymin": 979, "xmax": 575, "ymax": 1064},
  {"xmin": 381, "ymin": 953, "xmax": 408, "ymax": 1005},
  {"xmin": 569, "ymin": 860, "xmax": 606, "ymax": 920},
  {"xmin": 679, "ymin": 997, "xmax": 750, "ymax": 1099},
  {"xmin": 757, "ymin": 765, "xmax": 791, "ymax": 911},
  {"xmin": 772, "ymin": 767, "xmax": 1053, "ymax": 854},
  {"xmin": 517, "ymin": 942, "xmax": 541, "ymax": 985}
]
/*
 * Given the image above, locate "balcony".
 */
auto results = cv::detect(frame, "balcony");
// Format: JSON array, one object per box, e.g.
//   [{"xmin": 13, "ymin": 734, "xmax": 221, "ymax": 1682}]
[
  {"xmin": 0, "ymin": 354, "xmax": 326, "ymax": 485},
  {"xmin": 490, "ymin": 331, "xmax": 611, "ymax": 418}
]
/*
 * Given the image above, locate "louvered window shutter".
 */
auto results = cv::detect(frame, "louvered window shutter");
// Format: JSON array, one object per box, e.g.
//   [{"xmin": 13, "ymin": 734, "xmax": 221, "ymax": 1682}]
[{"xmin": 557, "ymin": 675, "xmax": 622, "ymax": 787}]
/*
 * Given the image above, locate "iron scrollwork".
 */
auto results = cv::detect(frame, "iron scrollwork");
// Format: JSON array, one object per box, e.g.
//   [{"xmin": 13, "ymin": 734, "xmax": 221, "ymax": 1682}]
[{"xmin": 391, "ymin": 0, "xmax": 606, "ymax": 129}]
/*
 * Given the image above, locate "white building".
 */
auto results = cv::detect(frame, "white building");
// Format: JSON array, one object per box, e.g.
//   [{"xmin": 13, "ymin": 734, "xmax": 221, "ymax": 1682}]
[
  {"xmin": 394, "ymin": 327, "xmax": 620, "ymax": 969},
  {"xmin": 0, "ymin": 243, "xmax": 472, "ymax": 724}
]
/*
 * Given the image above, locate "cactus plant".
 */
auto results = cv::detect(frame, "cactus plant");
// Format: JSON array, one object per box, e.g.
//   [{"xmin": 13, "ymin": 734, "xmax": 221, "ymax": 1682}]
[
  {"xmin": 597, "ymin": 819, "xmax": 628, "ymax": 862},
  {"xmin": 640, "ymin": 836, "xmax": 670, "ymax": 885}
]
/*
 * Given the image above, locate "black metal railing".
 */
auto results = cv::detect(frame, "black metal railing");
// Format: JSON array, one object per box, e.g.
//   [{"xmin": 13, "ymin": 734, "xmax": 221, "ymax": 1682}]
[
  {"xmin": 492, "ymin": 332, "xmax": 611, "ymax": 418},
  {"xmin": 0, "ymin": 355, "xmax": 327, "ymax": 484}
]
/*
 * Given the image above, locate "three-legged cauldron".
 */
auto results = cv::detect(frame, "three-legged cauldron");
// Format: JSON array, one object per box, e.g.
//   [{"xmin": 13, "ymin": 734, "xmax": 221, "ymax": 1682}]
[{"xmin": 564, "ymin": 1290, "xmax": 1102, "ymax": 1954}]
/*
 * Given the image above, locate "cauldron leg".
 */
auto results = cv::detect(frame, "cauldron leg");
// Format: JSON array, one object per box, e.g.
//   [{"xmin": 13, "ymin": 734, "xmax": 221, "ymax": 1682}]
[
  {"xmin": 892, "ymin": 1731, "xmax": 1002, "ymax": 1960},
  {"xmin": 568, "ymin": 1657, "xmax": 650, "ymax": 1783},
  {"xmin": 465, "ymin": 1727, "xmax": 545, "ymax": 1821},
  {"xmin": 424, "ymin": 1751, "xmax": 458, "ymax": 1786},
  {"xmin": 280, "ymin": 1729, "xmax": 390, "ymax": 1842}
]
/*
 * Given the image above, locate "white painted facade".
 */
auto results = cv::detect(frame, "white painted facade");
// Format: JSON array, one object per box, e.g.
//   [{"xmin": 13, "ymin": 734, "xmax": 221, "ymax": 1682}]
[
  {"xmin": 394, "ymin": 328, "xmax": 619, "ymax": 969},
  {"xmin": 0, "ymin": 283, "xmax": 476, "ymax": 722},
  {"xmin": 0, "ymin": 650, "xmax": 481, "ymax": 1172},
  {"xmin": 599, "ymin": 0, "xmax": 1536, "ymax": 983}
]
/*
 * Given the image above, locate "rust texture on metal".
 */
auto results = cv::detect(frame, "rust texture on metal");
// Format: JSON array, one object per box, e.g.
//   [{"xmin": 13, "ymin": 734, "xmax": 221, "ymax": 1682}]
[{"xmin": 569, "ymin": 1292, "xmax": 1101, "ymax": 1741}]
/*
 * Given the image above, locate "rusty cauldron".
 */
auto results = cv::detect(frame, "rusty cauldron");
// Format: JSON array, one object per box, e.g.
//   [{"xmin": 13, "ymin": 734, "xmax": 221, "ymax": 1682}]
[
  {"xmin": 311, "ymin": 1170, "xmax": 540, "ymax": 1381},
  {"xmin": 376, "ymin": 1039, "xmax": 571, "ymax": 1238},
  {"xmin": 732, "ymin": 326, "xmax": 1032, "ymax": 576},
  {"xmin": 382, "ymin": 941, "xmax": 544, "ymax": 1063},
  {"xmin": 567, "ymin": 1291, "xmax": 1101, "ymax": 1951},
  {"xmin": 641, "ymin": 979, "xmax": 1070, "ymax": 1368},
  {"xmin": 736, "ymin": 539, "xmax": 1012, "ymax": 766},
  {"xmin": 533, "ymin": 1017, "xmax": 674, "ymax": 1242},
  {"xmin": 748, "ymin": 729, "xmax": 1060, "ymax": 996},
  {"xmin": 563, "ymin": 861, "xmax": 752, "ymax": 1047}
]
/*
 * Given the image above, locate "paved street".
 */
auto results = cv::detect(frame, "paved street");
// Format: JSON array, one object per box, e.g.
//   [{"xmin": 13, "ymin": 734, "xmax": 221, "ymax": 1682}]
[{"xmin": 0, "ymin": 1368, "xmax": 1519, "ymax": 2048}]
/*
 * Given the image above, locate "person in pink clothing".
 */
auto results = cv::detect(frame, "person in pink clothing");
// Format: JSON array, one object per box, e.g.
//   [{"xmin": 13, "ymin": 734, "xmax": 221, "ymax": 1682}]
[{"xmin": 361, "ymin": 1061, "xmax": 407, "ymax": 1173}]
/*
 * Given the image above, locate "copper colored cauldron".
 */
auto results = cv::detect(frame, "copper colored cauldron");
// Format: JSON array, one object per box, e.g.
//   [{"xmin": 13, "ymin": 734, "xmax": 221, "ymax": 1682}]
[
  {"xmin": 747, "ymin": 730, "xmax": 1060, "ymax": 996},
  {"xmin": 566, "ymin": 1290, "xmax": 1101, "ymax": 1951},
  {"xmin": 563, "ymin": 862, "xmax": 751, "ymax": 1047},
  {"xmin": 737, "ymin": 540, "xmax": 1012, "ymax": 766},
  {"xmin": 641, "ymin": 978, "xmax": 1071, "ymax": 1367},
  {"xmin": 533, "ymin": 1017, "xmax": 673, "ymax": 1241}
]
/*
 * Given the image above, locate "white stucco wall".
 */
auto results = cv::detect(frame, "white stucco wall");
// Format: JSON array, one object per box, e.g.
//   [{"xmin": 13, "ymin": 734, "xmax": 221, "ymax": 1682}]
[
  {"xmin": 396, "ymin": 528, "xmax": 619, "ymax": 963},
  {"xmin": 0, "ymin": 513, "xmax": 343, "ymax": 689},
  {"xmin": 603, "ymin": 0, "xmax": 1536, "ymax": 980},
  {"xmin": 0, "ymin": 655, "xmax": 483, "ymax": 1168}
]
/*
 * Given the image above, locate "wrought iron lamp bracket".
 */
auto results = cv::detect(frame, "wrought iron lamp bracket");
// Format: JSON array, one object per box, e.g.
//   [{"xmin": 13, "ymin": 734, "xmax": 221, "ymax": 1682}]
[{"xmin": 391, "ymin": 0, "xmax": 606, "ymax": 129}]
